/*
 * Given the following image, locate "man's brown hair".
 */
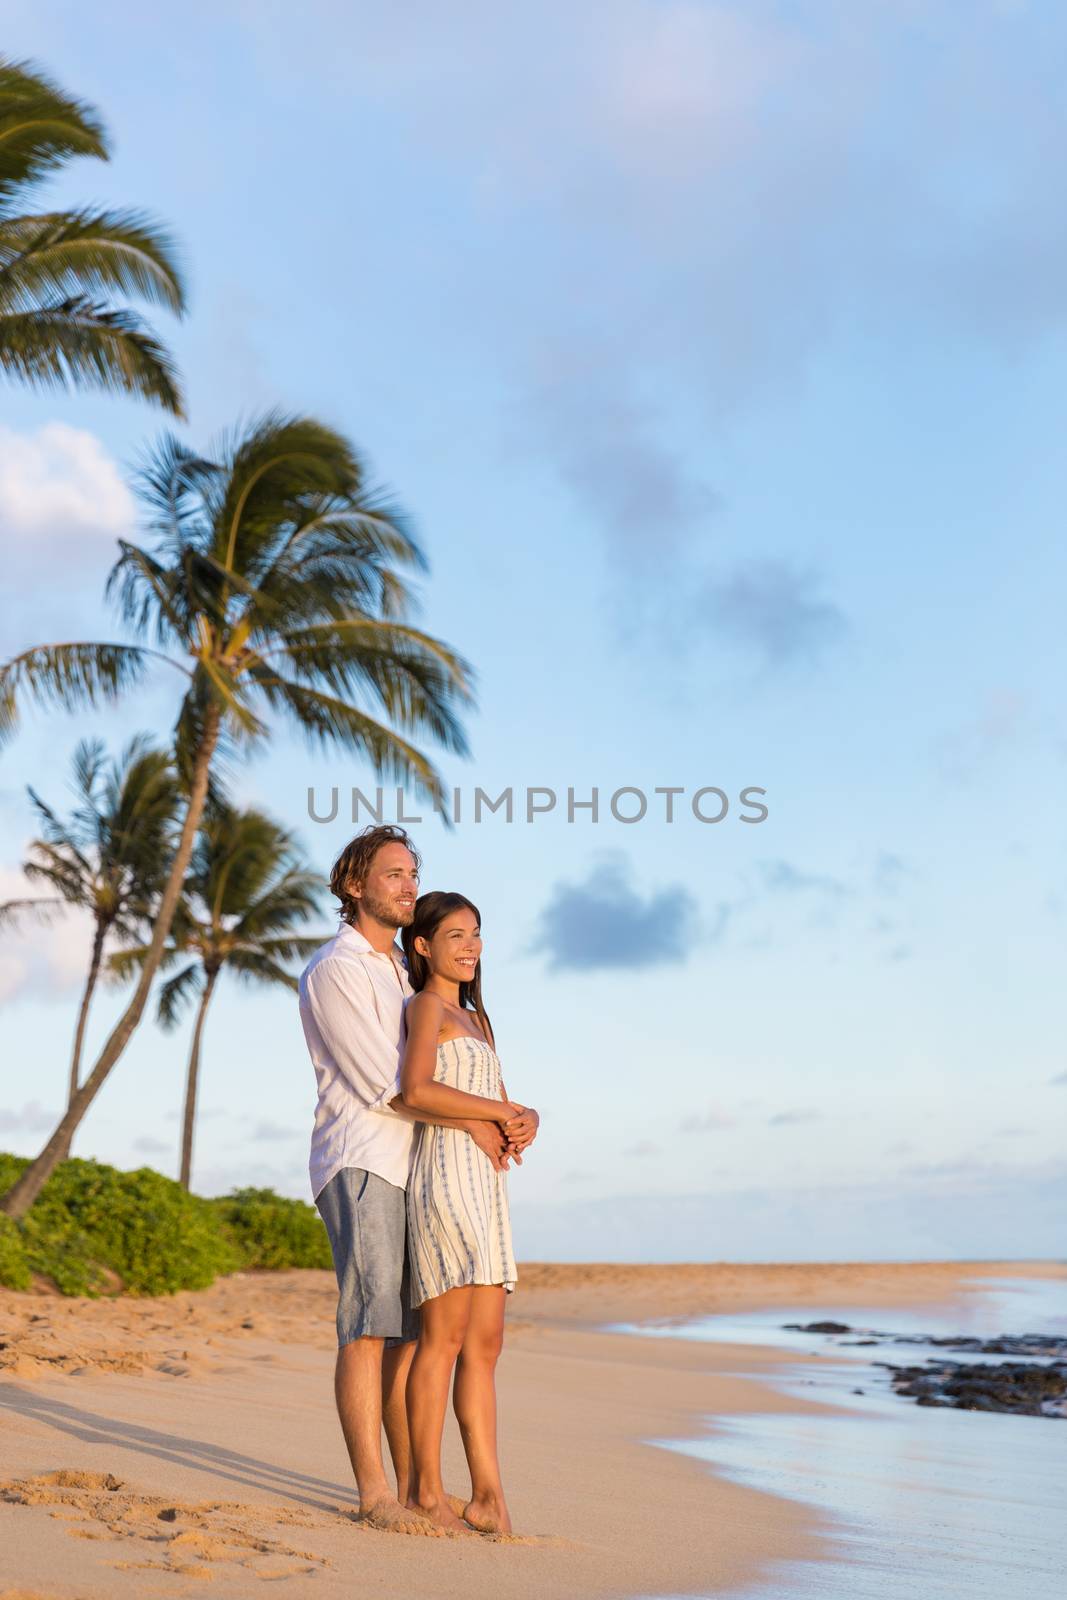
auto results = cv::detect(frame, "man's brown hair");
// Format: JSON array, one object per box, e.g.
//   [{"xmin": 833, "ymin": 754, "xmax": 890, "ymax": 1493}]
[{"xmin": 329, "ymin": 825, "xmax": 422, "ymax": 925}]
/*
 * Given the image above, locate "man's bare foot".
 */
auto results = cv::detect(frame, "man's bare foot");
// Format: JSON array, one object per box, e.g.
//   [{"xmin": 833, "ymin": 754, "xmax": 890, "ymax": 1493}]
[
  {"xmin": 358, "ymin": 1496, "xmax": 442, "ymax": 1536},
  {"xmin": 463, "ymin": 1494, "xmax": 512, "ymax": 1535}
]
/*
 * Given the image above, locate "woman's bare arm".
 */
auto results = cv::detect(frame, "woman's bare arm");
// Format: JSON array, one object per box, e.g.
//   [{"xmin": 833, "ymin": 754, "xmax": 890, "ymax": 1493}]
[{"xmin": 397, "ymin": 992, "xmax": 525, "ymax": 1122}]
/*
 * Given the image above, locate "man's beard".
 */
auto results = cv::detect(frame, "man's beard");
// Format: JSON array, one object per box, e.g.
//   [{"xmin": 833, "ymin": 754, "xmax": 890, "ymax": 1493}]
[{"xmin": 360, "ymin": 889, "xmax": 415, "ymax": 930}]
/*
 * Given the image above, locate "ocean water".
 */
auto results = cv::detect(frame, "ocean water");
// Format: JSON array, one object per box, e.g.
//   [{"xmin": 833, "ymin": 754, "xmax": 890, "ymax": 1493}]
[{"xmin": 617, "ymin": 1277, "xmax": 1067, "ymax": 1600}]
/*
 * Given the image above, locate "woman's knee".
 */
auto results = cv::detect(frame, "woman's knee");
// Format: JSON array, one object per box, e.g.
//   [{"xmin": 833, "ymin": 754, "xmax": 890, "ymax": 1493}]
[
  {"xmin": 461, "ymin": 1327, "xmax": 504, "ymax": 1365},
  {"xmin": 420, "ymin": 1308, "xmax": 470, "ymax": 1355}
]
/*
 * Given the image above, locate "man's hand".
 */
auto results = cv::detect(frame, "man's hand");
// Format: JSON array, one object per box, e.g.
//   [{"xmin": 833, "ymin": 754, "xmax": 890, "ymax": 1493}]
[
  {"xmin": 503, "ymin": 1106, "xmax": 539, "ymax": 1154},
  {"xmin": 465, "ymin": 1119, "xmax": 512, "ymax": 1172}
]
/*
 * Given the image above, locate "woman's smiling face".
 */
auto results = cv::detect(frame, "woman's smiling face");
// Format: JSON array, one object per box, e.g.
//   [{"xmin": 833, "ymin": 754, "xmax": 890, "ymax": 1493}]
[{"xmin": 420, "ymin": 908, "xmax": 483, "ymax": 983}]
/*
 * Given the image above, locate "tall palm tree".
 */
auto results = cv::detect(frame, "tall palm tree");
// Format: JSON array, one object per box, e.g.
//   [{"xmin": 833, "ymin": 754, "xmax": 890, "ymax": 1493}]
[
  {"xmin": 0, "ymin": 413, "xmax": 472, "ymax": 1218},
  {"xmin": 111, "ymin": 803, "xmax": 325, "ymax": 1190},
  {"xmin": 0, "ymin": 56, "xmax": 186, "ymax": 413},
  {"xmin": 0, "ymin": 735, "xmax": 179, "ymax": 1153}
]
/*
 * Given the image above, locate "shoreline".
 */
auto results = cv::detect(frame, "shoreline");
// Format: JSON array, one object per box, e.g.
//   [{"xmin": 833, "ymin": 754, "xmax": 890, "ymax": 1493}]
[{"xmin": 1, "ymin": 1259, "xmax": 1062, "ymax": 1599}]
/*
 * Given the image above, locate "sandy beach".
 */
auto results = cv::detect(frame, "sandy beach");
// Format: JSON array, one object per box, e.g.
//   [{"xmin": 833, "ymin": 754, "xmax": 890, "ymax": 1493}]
[{"xmin": 0, "ymin": 1258, "xmax": 1061, "ymax": 1600}]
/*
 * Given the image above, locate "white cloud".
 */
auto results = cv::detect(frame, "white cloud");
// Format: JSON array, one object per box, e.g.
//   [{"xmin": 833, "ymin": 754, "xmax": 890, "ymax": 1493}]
[
  {"xmin": 0, "ymin": 424, "xmax": 134, "ymax": 651},
  {"xmin": 0, "ymin": 858, "xmax": 98, "ymax": 1003},
  {"xmin": 0, "ymin": 423, "xmax": 133, "ymax": 557}
]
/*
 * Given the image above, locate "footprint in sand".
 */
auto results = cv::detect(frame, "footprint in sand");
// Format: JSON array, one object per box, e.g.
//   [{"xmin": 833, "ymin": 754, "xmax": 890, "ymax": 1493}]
[{"xmin": 0, "ymin": 1471, "xmax": 332, "ymax": 1582}]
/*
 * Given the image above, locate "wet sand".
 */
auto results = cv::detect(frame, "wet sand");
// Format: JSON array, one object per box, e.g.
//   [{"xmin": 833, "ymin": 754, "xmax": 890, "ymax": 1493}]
[{"xmin": 0, "ymin": 1260, "xmax": 1059, "ymax": 1599}]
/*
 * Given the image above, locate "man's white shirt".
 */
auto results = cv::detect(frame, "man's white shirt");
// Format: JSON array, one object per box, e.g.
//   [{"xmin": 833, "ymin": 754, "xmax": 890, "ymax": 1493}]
[{"xmin": 299, "ymin": 921, "xmax": 414, "ymax": 1198}]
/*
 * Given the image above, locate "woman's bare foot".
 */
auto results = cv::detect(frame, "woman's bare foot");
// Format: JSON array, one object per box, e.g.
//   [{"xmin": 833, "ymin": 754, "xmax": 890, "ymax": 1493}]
[
  {"xmin": 358, "ymin": 1496, "xmax": 440, "ymax": 1535},
  {"xmin": 463, "ymin": 1494, "xmax": 512, "ymax": 1535},
  {"xmin": 411, "ymin": 1494, "xmax": 470, "ymax": 1533}
]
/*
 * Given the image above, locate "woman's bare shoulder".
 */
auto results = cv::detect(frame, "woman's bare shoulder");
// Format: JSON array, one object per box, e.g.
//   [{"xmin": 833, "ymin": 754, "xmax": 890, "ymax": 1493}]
[{"xmin": 406, "ymin": 990, "xmax": 445, "ymax": 1020}]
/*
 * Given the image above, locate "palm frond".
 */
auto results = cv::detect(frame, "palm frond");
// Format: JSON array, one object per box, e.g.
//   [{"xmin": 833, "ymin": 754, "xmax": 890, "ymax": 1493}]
[
  {"xmin": 212, "ymin": 413, "xmax": 362, "ymax": 574},
  {"xmin": 224, "ymin": 948, "xmax": 299, "ymax": 990},
  {"xmin": 105, "ymin": 938, "xmax": 186, "ymax": 985},
  {"xmin": 155, "ymin": 960, "xmax": 203, "ymax": 1029},
  {"xmin": 0, "ymin": 57, "xmax": 107, "ymax": 201},
  {"xmin": 246, "ymin": 933, "xmax": 326, "ymax": 962},
  {"xmin": 0, "ymin": 295, "xmax": 184, "ymax": 413},
  {"xmin": 25, "ymin": 786, "xmax": 95, "ymax": 874},
  {"xmin": 105, "ymin": 538, "xmax": 197, "ymax": 647},
  {"xmin": 0, "ymin": 641, "xmax": 151, "ymax": 746},
  {"xmin": 262, "ymin": 617, "xmax": 474, "ymax": 756},
  {"xmin": 242, "ymin": 668, "xmax": 450, "ymax": 796},
  {"xmin": 0, "ymin": 892, "xmax": 66, "ymax": 927},
  {"xmin": 172, "ymin": 674, "xmax": 243, "ymax": 797},
  {"xmin": 0, "ymin": 207, "xmax": 186, "ymax": 315},
  {"xmin": 21, "ymin": 852, "xmax": 92, "ymax": 906},
  {"xmin": 247, "ymin": 493, "xmax": 426, "ymax": 602},
  {"xmin": 130, "ymin": 431, "xmax": 220, "ymax": 561}
]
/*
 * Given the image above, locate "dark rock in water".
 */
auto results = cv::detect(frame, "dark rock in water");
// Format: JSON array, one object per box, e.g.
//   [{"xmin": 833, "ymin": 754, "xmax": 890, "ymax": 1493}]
[
  {"xmin": 782, "ymin": 1322, "xmax": 1067, "ymax": 1360},
  {"xmin": 783, "ymin": 1320, "xmax": 852, "ymax": 1334},
  {"xmin": 881, "ymin": 1359, "xmax": 1067, "ymax": 1418},
  {"xmin": 891, "ymin": 1332, "xmax": 1067, "ymax": 1358}
]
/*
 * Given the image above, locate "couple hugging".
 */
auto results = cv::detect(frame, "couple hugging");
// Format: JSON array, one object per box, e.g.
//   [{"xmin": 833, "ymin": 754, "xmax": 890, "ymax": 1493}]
[{"xmin": 297, "ymin": 824, "xmax": 539, "ymax": 1537}]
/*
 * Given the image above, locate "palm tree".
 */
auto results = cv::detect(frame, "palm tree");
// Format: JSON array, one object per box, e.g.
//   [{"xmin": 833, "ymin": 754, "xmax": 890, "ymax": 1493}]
[
  {"xmin": 0, "ymin": 56, "xmax": 186, "ymax": 413},
  {"xmin": 0, "ymin": 413, "xmax": 473, "ymax": 1218},
  {"xmin": 111, "ymin": 803, "xmax": 325, "ymax": 1190},
  {"xmin": 0, "ymin": 735, "xmax": 179, "ymax": 1153}
]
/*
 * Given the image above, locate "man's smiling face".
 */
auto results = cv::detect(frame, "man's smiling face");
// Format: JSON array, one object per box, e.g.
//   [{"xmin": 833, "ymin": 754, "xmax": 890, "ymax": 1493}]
[{"xmin": 350, "ymin": 841, "xmax": 420, "ymax": 931}]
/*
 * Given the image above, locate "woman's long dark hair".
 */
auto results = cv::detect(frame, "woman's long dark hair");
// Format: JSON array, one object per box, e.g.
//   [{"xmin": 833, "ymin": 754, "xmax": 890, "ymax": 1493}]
[{"xmin": 402, "ymin": 891, "xmax": 494, "ymax": 1046}]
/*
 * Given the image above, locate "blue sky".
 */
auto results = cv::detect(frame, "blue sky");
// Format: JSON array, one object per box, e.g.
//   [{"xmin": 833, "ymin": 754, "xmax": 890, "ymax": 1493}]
[{"xmin": 1, "ymin": 0, "xmax": 1065, "ymax": 1260}]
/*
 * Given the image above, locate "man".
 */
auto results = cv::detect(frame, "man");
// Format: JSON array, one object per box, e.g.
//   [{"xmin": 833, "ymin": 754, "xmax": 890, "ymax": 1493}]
[{"xmin": 298, "ymin": 824, "xmax": 527, "ymax": 1530}]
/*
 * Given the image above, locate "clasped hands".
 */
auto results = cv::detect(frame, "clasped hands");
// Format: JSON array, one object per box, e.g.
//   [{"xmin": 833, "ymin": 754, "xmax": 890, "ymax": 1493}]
[{"xmin": 467, "ymin": 1105, "xmax": 539, "ymax": 1172}]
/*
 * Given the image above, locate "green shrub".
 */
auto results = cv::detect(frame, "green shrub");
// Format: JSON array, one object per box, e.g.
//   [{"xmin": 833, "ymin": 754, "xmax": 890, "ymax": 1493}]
[
  {"xmin": 0, "ymin": 1153, "xmax": 240, "ymax": 1296},
  {"xmin": 0, "ymin": 1212, "xmax": 30, "ymax": 1290},
  {"xmin": 0, "ymin": 1153, "xmax": 329, "ymax": 1296},
  {"xmin": 213, "ymin": 1186, "xmax": 332, "ymax": 1270}
]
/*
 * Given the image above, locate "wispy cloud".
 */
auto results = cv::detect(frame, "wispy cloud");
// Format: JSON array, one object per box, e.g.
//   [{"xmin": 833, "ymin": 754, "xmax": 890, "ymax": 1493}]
[
  {"xmin": 526, "ymin": 339, "xmax": 718, "ymax": 569},
  {"xmin": 133, "ymin": 1134, "xmax": 171, "ymax": 1155},
  {"xmin": 768, "ymin": 1108, "xmax": 822, "ymax": 1127},
  {"xmin": 532, "ymin": 856, "xmax": 697, "ymax": 972},
  {"xmin": 680, "ymin": 1108, "xmax": 734, "ymax": 1133},
  {"xmin": 757, "ymin": 860, "xmax": 852, "ymax": 900},
  {"xmin": 932, "ymin": 689, "xmax": 1030, "ymax": 785},
  {"xmin": 251, "ymin": 1119, "xmax": 301, "ymax": 1143},
  {"xmin": 701, "ymin": 559, "xmax": 848, "ymax": 673},
  {"xmin": 624, "ymin": 1139, "xmax": 660, "ymax": 1158},
  {"xmin": 873, "ymin": 852, "xmax": 909, "ymax": 896},
  {"xmin": 0, "ymin": 1101, "xmax": 60, "ymax": 1134}
]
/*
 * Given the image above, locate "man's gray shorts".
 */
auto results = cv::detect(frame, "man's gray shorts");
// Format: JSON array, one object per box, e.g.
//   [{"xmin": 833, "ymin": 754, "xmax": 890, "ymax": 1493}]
[{"xmin": 315, "ymin": 1167, "xmax": 420, "ymax": 1348}]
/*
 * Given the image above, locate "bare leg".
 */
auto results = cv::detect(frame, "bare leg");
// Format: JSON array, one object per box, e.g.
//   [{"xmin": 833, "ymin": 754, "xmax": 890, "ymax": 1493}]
[
  {"xmin": 335, "ymin": 1338, "xmax": 427, "ymax": 1529},
  {"xmin": 406, "ymin": 1286, "xmax": 472, "ymax": 1531},
  {"xmin": 453, "ymin": 1286, "xmax": 511, "ymax": 1533},
  {"xmin": 381, "ymin": 1339, "xmax": 416, "ymax": 1501}
]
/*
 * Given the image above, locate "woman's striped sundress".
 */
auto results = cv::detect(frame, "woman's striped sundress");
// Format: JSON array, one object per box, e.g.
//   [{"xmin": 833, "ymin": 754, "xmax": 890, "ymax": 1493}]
[{"xmin": 406, "ymin": 1035, "xmax": 517, "ymax": 1308}]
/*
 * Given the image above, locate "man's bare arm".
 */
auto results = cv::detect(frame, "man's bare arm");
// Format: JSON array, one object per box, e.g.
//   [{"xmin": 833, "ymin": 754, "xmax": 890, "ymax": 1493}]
[{"xmin": 387, "ymin": 1097, "xmax": 513, "ymax": 1171}]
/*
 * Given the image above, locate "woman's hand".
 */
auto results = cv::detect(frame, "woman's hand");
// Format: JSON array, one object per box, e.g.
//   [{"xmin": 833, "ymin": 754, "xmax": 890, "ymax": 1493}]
[{"xmin": 502, "ymin": 1106, "xmax": 539, "ymax": 1153}]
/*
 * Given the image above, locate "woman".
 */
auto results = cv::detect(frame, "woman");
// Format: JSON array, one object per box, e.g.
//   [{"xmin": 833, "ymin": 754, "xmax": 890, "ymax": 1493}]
[{"xmin": 398, "ymin": 891, "xmax": 538, "ymax": 1535}]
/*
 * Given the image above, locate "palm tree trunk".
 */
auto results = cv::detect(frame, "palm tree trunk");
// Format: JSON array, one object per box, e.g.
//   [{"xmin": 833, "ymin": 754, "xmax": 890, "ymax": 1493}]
[
  {"xmin": 54, "ymin": 919, "xmax": 107, "ymax": 1162},
  {"xmin": 179, "ymin": 967, "xmax": 218, "ymax": 1192},
  {"xmin": 0, "ymin": 707, "xmax": 221, "ymax": 1220}
]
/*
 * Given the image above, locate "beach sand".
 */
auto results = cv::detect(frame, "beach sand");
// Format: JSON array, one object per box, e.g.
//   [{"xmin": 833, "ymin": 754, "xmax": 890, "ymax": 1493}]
[{"xmin": 0, "ymin": 1259, "xmax": 1060, "ymax": 1600}]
